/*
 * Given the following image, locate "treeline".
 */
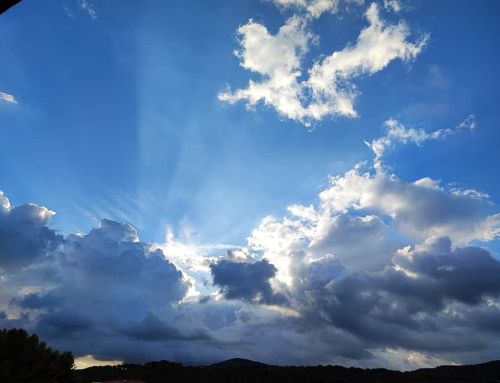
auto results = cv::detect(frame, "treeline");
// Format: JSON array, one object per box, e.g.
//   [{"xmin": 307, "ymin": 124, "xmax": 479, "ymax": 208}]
[
  {"xmin": 1, "ymin": 328, "xmax": 500, "ymax": 383},
  {"xmin": 74, "ymin": 359, "xmax": 500, "ymax": 383},
  {"xmin": 0, "ymin": 328, "xmax": 74, "ymax": 383}
]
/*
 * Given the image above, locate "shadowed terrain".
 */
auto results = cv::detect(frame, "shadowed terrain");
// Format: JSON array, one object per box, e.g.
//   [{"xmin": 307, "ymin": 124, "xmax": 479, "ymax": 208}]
[
  {"xmin": 2, "ymin": 328, "xmax": 499, "ymax": 382},
  {"xmin": 74, "ymin": 358, "xmax": 500, "ymax": 383},
  {"xmin": 0, "ymin": 329, "xmax": 74, "ymax": 383}
]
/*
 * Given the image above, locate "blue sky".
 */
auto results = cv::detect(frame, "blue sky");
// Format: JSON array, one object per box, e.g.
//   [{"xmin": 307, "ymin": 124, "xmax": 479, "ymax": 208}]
[
  {"xmin": 2, "ymin": 0, "xmax": 499, "ymax": 245},
  {"xmin": 1, "ymin": 0, "xmax": 500, "ymax": 370}
]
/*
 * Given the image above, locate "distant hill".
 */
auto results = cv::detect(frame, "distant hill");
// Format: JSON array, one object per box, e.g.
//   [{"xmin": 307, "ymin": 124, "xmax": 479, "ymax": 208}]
[
  {"xmin": 412, "ymin": 360, "xmax": 500, "ymax": 379},
  {"xmin": 74, "ymin": 358, "xmax": 500, "ymax": 383},
  {"xmin": 210, "ymin": 358, "xmax": 269, "ymax": 368}
]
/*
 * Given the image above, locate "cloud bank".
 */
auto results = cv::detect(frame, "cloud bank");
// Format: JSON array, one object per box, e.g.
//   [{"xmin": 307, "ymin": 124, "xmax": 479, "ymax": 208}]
[{"xmin": 1, "ymin": 114, "xmax": 500, "ymax": 369}]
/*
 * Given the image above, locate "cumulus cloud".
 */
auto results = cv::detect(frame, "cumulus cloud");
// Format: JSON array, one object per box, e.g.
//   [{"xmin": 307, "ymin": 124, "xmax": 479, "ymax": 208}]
[
  {"xmin": 219, "ymin": 2, "xmax": 428, "ymax": 125},
  {"xmin": 244, "ymin": 169, "xmax": 500, "ymax": 294},
  {"xmin": 210, "ymin": 259, "xmax": 287, "ymax": 304},
  {"xmin": 305, "ymin": 3, "xmax": 427, "ymax": 119},
  {"xmin": 243, "ymin": 130, "xmax": 498, "ymax": 290},
  {"xmin": 31, "ymin": 221, "xmax": 197, "ymax": 359},
  {"xmin": 318, "ymin": 165, "xmax": 499, "ymax": 244},
  {"xmin": 0, "ymin": 192, "xmax": 61, "ymax": 271},
  {"xmin": 0, "ymin": 91, "xmax": 17, "ymax": 105},
  {"xmin": 392, "ymin": 237, "xmax": 500, "ymax": 304},
  {"xmin": 0, "ymin": 205, "xmax": 202, "ymax": 362},
  {"xmin": 305, "ymin": 236, "xmax": 500, "ymax": 353},
  {"xmin": 199, "ymin": 118, "xmax": 500, "ymax": 366},
  {"xmin": 218, "ymin": 15, "xmax": 315, "ymax": 123}
]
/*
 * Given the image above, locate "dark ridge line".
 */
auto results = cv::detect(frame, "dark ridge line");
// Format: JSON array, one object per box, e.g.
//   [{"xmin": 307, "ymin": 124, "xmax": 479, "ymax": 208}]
[{"xmin": 0, "ymin": 0, "xmax": 22, "ymax": 15}]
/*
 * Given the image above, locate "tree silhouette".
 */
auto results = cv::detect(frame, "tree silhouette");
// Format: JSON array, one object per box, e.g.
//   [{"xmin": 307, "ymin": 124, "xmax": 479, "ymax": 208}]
[{"xmin": 0, "ymin": 328, "xmax": 74, "ymax": 383}]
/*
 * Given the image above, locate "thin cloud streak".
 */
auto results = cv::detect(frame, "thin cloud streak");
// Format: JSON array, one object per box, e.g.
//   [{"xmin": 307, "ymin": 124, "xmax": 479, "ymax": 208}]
[{"xmin": 0, "ymin": 92, "xmax": 17, "ymax": 105}]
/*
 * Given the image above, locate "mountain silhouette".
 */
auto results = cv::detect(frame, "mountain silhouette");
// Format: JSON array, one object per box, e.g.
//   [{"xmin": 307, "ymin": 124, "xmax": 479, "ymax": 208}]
[
  {"xmin": 210, "ymin": 358, "xmax": 270, "ymax": 368},
  {"xmin": 412, "ymin": 360, "xmax": 500, "ymax": 380},
  {"xmin": 73, "ymin": 358, "xmax": 500, "ymax": 383}
]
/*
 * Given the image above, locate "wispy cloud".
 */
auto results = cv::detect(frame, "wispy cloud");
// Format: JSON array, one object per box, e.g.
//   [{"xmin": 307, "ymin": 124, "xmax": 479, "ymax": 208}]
[
  {"xmin": 219, "ymin": 2, "xmax": 428, "ymax": 126},
  {"xmin": 272, "ymin": 0, "xmax": 358, "ymax": 19},
  {"xmin": 63, "ymin": 6, "xmax": 75, "ymax": 18},
  {"xmin": 365, "ymin": 115, "xmax": 476, "ymax": 169},
  {"xmin": 79, "ymin": 0, "xmax": 97, "ymax": 20},
  {"xmin": 0, "ymin": 91, "xmax": 17, "ymax": 105},
  {"xmin": 383, "ymin": 0, "xmax": 401, "ymax": 13},
  {"xmin": 273, "ymin": 0, "xmax": 366, "ymax": 19}
]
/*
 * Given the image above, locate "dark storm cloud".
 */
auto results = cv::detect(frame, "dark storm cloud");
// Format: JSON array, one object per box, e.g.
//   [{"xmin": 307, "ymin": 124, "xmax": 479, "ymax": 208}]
[
  {"xmin": 59, "ymin": 219, "xmax": 187, "ymax": 304},
  {"xmin": 15, "ymin": 292, "xmax": 63, "ymax": 309},
  {"xmin": 0, "ymin": 196, "xmax": 202, "ymax": 362},
  {"xmin": 121, "ymin": 313, "xmax": 212, "ymax": 342},
  {"xmin": 26, "ymin": 219, "xmax": 191, "ymax": 350},
  {"xmin": 0, "ymin": 193, "xmax": 62, "ymax": 270},
  {"xmin": 36, "ymin": 311, "xmax": 95, "ymax": 337},
  {"xmin": 210, "ymin": 259, "xmax": 287, "ymax": 304},
  {"xmin": 301, "ymin": 237, "xmax": 500, "ymax": 353},
  {"xmin": 391, "ymin": 237, "xmax": 500, "ymax": 304}
]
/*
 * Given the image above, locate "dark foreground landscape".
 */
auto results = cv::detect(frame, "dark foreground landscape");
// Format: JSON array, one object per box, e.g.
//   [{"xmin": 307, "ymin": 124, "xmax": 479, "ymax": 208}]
[
  {"xmin": 2, "ymin": 329, "xmax": 500, "ymax": 383},
  {"xmin": 74, "ymin": 358, "xmax": 500, "ymax": 383}
]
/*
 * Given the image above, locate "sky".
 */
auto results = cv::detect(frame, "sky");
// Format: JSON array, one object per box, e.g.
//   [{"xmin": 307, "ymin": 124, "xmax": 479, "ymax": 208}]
[{"xmin": 1, "ymin": 0, "xmax": 500, "ymax": 371}]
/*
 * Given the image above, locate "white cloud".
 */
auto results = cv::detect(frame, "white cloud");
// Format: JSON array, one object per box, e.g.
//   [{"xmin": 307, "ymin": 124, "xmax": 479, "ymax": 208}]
[
  {"xmin": 383, "ymin": 0, "xmax": 401, "ymax": 13},
  {"xmin": 218, "ymin": 15, "xmax": 315, "ymax": 123},
  {"xmin": 241, "ymin": 116, "xmax": 495, "ymax": 292},
  {"xmin": 272, "ymin": 0, "xmax": 364, "ymax": 18},
  {"xmin": 318, "ymin": 166, "xmax": 498, "ymax": 244},
  {"xmin": 220, "ymin": 2, "xmax": 428, "ymax": 126},
  {"xmin": 0, "ymin": 92, "xmax": 17, "ymax": 105},
  {"xmin": 272, "ymin": 0, "xmax": 340, "ymax": 18},
  {"xmin": 475, "ymin": 213, "xmax": 500, "ymax": 241},
  {"xmin": 305, "ymin": 2, "xmax": 428, "ymax": 119},
  {"xmin": 243, "ymin": 161, "xmax": 500, "ymax": 294},
  {"xmin": 366, "ymin": 115, "xmax": 476, "ymax": 169}
]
